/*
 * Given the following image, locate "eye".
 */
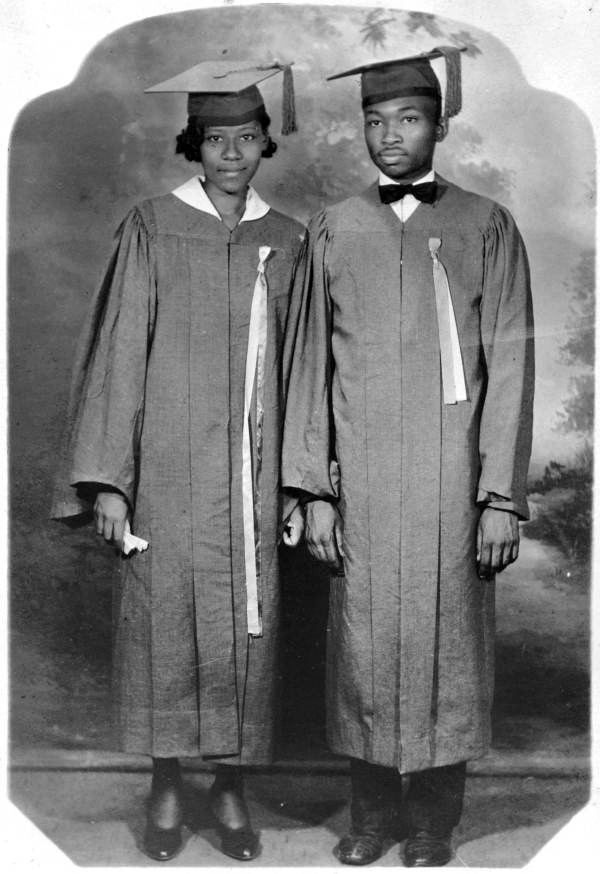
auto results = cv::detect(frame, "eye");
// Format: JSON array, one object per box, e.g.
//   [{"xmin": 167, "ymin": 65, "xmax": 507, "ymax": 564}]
[
  {"xmin": 365, "ymin": 118, "xmax": 381, "ymax": 127},
  {"xmin": 206, "ymin": 134, "xmax": 223, "ymax": 144},
  {"xmin": 402, "ymin": 116, "xmax": 419, "ymax": 124},
  {"xmin": 240, "ymin": 133, "xmax": 257, "ymax": 142}
]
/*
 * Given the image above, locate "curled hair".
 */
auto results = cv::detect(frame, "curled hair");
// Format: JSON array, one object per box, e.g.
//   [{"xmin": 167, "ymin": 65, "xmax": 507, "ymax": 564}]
[{"xmin": 175, "ymin": 111, "xmax": 278, "ymax": 163}]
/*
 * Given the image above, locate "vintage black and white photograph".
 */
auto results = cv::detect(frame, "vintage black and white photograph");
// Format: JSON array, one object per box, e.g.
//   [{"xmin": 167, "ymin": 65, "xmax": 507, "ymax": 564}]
[{"xmin": 4, "ymin": 0, "xmax": 597, "ymax": 868}]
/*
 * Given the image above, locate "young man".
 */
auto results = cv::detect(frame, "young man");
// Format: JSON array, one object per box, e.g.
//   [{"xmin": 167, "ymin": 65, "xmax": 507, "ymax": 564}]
[{"xmin": 282, "ymin": 47, "xmax": 534, "ymax": 867}]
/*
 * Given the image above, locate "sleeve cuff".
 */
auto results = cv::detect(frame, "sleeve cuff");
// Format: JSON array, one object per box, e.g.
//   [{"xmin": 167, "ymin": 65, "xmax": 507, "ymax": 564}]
[
  {"xmin": 477, "ymin": 488, "xmax": 529, "ymax": 520},
  {"xmin": 72, "ymin": 477, "xmax": 133, "ymax": 509}
]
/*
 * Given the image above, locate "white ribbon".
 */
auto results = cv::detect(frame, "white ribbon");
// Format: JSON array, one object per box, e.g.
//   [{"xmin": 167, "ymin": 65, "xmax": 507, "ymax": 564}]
[
  {"xmin": 428, "ymin": 237, "xmax": 468, "ymax": 404},
  {"xmin": 242, "ymin": 246, "xmax": 271, "ymax": 636}
]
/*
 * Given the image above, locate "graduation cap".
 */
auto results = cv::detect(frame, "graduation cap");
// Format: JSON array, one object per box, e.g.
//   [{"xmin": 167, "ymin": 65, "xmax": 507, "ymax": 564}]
[
  {"xmin": 146, "ymin": 60, "xmax": 297, "ymax": 134},
  {"xmin": 327, "ymin": 46, "xmax": 467, "ymax": 122}
]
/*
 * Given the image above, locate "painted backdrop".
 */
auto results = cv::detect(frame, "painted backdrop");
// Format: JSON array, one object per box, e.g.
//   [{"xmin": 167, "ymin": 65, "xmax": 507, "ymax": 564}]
[{"xmin": 9, "ymin": 5, "xmax": 592, "ymax": 767}]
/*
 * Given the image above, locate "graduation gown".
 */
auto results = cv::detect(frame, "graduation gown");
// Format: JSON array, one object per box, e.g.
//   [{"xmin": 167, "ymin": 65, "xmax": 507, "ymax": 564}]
[
  {"xmin": 281, "ymin": 177, "xmax": 534, "ymax": 773},
  {"xmin": 52, "ymin": 177, "xmax": 304, "ymax": 761}
]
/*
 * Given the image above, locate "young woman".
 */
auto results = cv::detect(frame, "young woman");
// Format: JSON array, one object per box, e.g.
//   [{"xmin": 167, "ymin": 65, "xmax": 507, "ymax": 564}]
[{"xmin": 52, "ymin": 61, "xmax": 304, "ymax": 863}]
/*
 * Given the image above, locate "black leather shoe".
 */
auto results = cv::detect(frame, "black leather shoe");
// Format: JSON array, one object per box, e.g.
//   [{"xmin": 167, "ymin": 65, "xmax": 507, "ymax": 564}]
[
  {"xmin": 143, "ymin": 822, "xmax": 182, "ymax": 862},
  {"xmin": 209, "ymin": 782, "xmax": 260, "ymax": 861},
  {"xmin": 403, "ymin": 830, "xmax": 453, "ymax": 867},
  {"xmin": 336, "ymin": 832, "xmax": 385, "ymax": 865},
  {"xmin": 215, "ymin": 821, "xmax": 260, "ymax": 861}
]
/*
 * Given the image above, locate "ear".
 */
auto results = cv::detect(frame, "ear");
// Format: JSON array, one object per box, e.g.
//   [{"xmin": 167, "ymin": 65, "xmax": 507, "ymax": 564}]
[{"xmin": 435, "ymin": 118, "xmax": 448, "ymax": 142}]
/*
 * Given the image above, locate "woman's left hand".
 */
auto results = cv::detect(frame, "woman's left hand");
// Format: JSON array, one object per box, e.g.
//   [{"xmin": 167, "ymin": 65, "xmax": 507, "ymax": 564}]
[{"xmin": 282, "ymin": 504, "xmax": 305, "ymax": 547}]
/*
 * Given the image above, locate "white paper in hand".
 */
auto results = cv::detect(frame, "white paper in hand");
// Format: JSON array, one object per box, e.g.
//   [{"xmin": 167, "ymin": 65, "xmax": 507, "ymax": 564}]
[{"xmin": 122, "ymin": 520, "xmax": 149, "ymax": 556}]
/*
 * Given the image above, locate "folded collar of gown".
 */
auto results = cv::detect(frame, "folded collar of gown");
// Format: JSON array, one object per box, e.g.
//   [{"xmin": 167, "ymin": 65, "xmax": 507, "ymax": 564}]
[{"xmin": 172, "ymin": 175, "xmax": 270, "ymax": 222}]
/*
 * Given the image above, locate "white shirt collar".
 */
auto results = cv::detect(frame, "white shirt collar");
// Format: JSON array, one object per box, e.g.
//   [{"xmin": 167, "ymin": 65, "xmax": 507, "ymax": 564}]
[
  {"xmin": 171, "ymin": 176, "xmax": 270, "ymax": 222},
  {"xmin": 378, "ymin": 168, "xmax": 435, "ymax": 187}
]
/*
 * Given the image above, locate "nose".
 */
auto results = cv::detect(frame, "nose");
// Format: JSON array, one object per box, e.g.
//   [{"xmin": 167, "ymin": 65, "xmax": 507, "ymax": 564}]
[
  {"xmin": 381, "ymin": 121, "xmax": 403, "ymax": 145},
  {"xmin": 222, "ymin": 137, "xmax": 242, "ymax": 160}
]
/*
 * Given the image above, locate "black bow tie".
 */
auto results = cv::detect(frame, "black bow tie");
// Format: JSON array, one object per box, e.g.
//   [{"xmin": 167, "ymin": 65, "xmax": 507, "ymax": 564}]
[{"xmin": 379, "ymin": 181, "xmax": 437, "ymax": 205}]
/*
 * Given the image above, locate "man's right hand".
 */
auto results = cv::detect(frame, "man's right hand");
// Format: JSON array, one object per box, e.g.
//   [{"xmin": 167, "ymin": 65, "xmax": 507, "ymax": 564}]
[
  {"xmin": 94, "ymin": 491, "xmax": 129, "ymax": 550},
  {"xmin": 305, "ymin": 500, "xmax": 344, "ymax": 572}
]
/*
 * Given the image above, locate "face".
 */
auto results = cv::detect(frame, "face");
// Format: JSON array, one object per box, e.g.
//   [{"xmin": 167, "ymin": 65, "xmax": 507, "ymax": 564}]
[
  {"xmin": 363, "ymin": 95, "xmax": 443, "ymax": 182},
  {"xmin": 200, "ymin": 120, "xmax": 267, "ymax": 196}
]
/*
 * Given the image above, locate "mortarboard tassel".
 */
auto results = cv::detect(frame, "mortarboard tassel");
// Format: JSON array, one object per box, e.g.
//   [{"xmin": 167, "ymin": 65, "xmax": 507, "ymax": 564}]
[
  {"xmin": 434, "ymin": 45, "xmax": 463, "ymax": 120},
  {"xmin": 275, "ymin": 62, "xmax": 297, "ymax": 135}
]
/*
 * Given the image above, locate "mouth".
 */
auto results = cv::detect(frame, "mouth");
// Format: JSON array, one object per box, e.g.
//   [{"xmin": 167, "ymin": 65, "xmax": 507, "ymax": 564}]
[
  {"xmin": 378, "ymin": 150, "xmax": 408, "ymax": 160},
  {"xmin": 218, "ymin": 167, "xmax": 246, "ymax": 176}
]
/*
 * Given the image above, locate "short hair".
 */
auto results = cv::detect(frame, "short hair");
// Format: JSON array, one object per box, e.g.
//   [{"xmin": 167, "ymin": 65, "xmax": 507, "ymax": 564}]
[
  {"xmin": 175, "ymin": 110, "xmax": 278, "ymax": 162},
  {"xmin": 422, "ymin": 92, "xmax": 442, "ymax": 125}
]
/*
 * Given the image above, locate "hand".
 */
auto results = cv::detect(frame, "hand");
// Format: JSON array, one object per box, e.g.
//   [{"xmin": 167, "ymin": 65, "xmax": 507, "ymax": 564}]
[
  {"xmin": 94, "ymin": 491, "xmax": 130, "ymax": 551},
  {"xmin": 477, "ymin": 507, "xmax": 519, "ymax": 579},
  {"xmin": 305, "ymin": 500, "xmax": 344, "ymax": 571},
  {"xmin": 282, "ymin": 504, "xmax": 305, "ymax": 547}
]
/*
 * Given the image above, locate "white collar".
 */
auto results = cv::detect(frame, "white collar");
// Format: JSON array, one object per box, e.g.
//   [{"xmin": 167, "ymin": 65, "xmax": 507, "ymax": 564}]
[
  {"xmin": 378, "ymin": 168, "xmax": 435, "ymax": 187},
  {"xmin": 172, "ymin": 176, "xmax": 270, "ymax": 222}
]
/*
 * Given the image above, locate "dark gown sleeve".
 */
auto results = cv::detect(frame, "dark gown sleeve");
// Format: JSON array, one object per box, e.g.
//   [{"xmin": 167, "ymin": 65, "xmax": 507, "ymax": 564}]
[
  {"xmin": 281, "ymin": 210, "xmax": 339, "ymax": 502},
  {"xmin": 51, "ymin": 206, "xmax": 157, "ymax": 519},
  {"xmin": 477, "ymin": 203, "xmax": 535, "ymax": 520}
]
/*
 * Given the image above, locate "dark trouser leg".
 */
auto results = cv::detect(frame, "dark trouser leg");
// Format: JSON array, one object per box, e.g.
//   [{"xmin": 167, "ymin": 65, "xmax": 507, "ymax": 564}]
[
  {"xmin": 403, "ymin": 761, "xmax": 467, "ymax": 867},
  {"xmin": 349, "ymin": 758, "xmax": 401, "ymax": 834},
  {"xmin": 337, "ymin": 758, "xmax": 402, "ymax": 865},
  {"xmin": 408, "ymin": 761, "xmax": 467, "ymax": 833}
]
